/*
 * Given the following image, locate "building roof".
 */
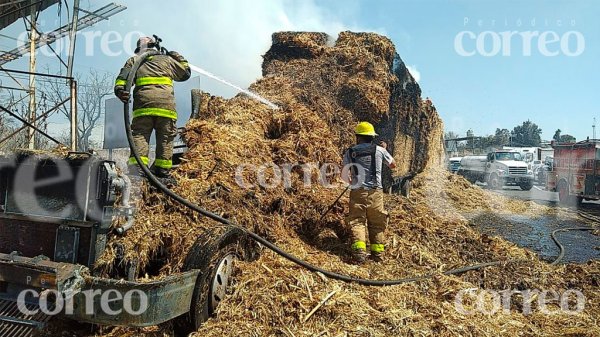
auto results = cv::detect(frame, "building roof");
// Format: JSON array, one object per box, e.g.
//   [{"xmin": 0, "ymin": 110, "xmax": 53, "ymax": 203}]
[{"xmin": 552, "ymin": 140, "xmax": 600, "ymax": 150}]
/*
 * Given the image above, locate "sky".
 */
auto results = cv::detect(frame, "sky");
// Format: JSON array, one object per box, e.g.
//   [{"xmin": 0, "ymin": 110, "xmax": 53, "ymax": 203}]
[{"xmin": 1, "ymin": 0, "xmax": 598, "ymax": 143}]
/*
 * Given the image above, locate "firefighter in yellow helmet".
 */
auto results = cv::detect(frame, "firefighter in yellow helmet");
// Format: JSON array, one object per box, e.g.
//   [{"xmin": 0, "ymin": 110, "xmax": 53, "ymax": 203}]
[
  {"xmin": 114, "ymin": 36, "xmax": 191, "ymax": 178},
  {"xmin": 342, "ymin": 122, "xmax": 396, "ymax": 263}
]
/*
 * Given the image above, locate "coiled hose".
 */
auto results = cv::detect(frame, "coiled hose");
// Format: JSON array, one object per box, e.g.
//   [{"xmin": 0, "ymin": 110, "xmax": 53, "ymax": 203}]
[{"xmin": 123, "ymin": 51, "xmax": 589, "ymax": 286}]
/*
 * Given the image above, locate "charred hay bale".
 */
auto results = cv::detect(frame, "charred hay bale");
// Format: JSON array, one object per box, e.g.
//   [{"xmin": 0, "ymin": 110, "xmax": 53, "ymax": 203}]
[
  {"xmin": 335, "ymin": 31, "xmax": 396, "ymax": 68},
  {"xmin": 392, "ymin": 53, "xmax": 419, "ymax": 87},
  {"xmin": 262, "ymin": 32, "xmax": 330, "ymax": 75}
]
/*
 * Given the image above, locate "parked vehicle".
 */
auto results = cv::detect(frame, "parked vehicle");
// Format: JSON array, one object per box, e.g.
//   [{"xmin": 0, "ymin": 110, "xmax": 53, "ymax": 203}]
[
  {"xmin": 502, "ymin": 146, "xmax": 554, "ymax": 171},
  {"xmin": 458, "ymin": 151, "xmax": 534, "ymax": 190},
  {"xmin": 447, "ymin": 157, "xmax": 462, "ymax": 173},
  {"xmin": 546, "ymin": 140, "xmax": 600, "ymax": 205},
  {"xmin": 0, "ymin": 152, "xmax": 257, "ymax": 336}
]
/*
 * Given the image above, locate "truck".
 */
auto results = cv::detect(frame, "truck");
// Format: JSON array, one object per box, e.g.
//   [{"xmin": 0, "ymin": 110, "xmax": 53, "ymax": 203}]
[
  {"xmin": 457, "ymin": 150, "xmax": 534, "ymax": 190},
  {"xmin": 502, "ymin": 146, "xmax": 554, "ymax": 170},
  {"xmin": 546, "ymin": 140, "xmax": 600, "ymax": 206},
  {"xmin": 447, "ymin": 157, "xmax": 462, "ymax": 173},
  {"xmin": 0, "ymin": 151, "xmax": 257, "ymax": 337}
]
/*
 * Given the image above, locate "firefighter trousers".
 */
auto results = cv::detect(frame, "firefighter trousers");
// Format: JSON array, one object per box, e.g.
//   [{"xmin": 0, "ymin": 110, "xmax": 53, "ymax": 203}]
[
  {"xmin": 345, "ymin": 188, "xmax": 389, "ymax": 254},
  {"xmin": 128, "ymin": 116, "xmax": 177, "ymax": 170}
]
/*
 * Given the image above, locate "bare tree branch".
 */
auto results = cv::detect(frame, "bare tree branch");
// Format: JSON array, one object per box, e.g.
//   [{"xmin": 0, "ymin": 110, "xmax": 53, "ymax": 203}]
[{"xmin": 43, "ymin": 67, "xmax": 112, "ymax": 150}]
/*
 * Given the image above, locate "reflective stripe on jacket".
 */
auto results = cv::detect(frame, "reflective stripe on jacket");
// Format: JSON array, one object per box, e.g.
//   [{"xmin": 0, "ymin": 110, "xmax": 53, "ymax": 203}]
[{"xmin": 114, "ymin": 51, "xmax": 191, "ymax": 120}]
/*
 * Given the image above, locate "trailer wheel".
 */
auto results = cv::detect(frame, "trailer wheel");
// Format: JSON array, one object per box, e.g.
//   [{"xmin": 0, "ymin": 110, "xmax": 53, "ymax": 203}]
[
  {"xmin": 487, "ymin": 173, "xmax": 501, "ymax": 190},
  {"xmin": 519, "ymin": 182, "xmax": 533, "ymax": 191},
  {"xmin": 466, "ymin": 175, "xmax": 477, "ymax": 184},
  {"xmin": 460, "ymin": 171, "xmax": 475, "ymax": 184},
  {"xmin": 174, "ymin": 226, "xmax": 257, "ymax": 336}
]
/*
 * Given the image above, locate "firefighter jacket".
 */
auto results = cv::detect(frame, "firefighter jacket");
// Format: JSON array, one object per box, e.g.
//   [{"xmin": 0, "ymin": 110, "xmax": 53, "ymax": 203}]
[{"xmin": 114, "ymin": 51, "xmax": 191, "ymax": 120}]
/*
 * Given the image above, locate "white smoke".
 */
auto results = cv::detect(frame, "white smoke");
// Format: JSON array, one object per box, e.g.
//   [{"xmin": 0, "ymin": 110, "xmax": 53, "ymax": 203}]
[
  {"xmin": 116, "ymin": 0, "xmax": 377, "ymax": 97},
  {"xmin": 406, "ymin": 65, "xmax": 421, "ymax": 82}
]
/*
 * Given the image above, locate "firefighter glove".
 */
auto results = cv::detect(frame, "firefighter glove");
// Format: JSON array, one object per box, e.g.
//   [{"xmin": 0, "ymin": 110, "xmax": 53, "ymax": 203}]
[
  {"xmin": 116, "ymin": 89, "xmax": 130, "ymax": 103},
  {"xmin": 168, "ymin": 51, "xmax": 185, "ymax": 63}
]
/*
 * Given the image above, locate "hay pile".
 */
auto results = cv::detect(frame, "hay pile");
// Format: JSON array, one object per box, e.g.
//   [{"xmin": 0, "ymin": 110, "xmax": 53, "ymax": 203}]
[
  {"xmin": 186, "ymin": 170, "xmax": 599, "ymax": 336},
  {"xmin": 94, "ymin": 31, "xmax": 444, "ymax": 276},
  {"xmin": 92, "ymin": 32, "xmax": 599, "ymax": 336}
]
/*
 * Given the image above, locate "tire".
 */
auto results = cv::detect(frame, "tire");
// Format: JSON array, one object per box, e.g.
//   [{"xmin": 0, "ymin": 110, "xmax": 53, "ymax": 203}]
[
  {"xmin": 519, "ymin": 182, "xmax": 533, "ymax": 191},
  {"xmin": 487, "ymin": 173, "xmax": 502, "ymax": 190},
  {"xmin": 174, "ymin": 226, "xmax": 257, "ymax": 336},
  {"xmin": 460, "ymin": 171, "xmax": 475, "ymax": 184}
]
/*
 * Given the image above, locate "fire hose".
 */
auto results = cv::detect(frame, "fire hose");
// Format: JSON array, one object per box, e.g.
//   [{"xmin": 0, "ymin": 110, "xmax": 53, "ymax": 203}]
[
  {"xmin": 123, "ymin": 49, "xmax": 596, "ymax": 286},
  {"xmin": 550, "ymin": 227, "xmax": 596, "ymax": 266}
]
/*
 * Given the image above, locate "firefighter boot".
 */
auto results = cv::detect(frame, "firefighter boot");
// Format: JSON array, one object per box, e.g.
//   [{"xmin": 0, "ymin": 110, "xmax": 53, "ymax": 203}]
[
  {"xmin": 370, "ymin": 252, "xmax": 384, "ymax": 263},
  {"xmin": 352, "ymin": 249, "xmax": 368, "ymax": 265},
  {"xmin": 152, "ymin": 166, "xmax": 172, "ymax": 178},
  {"xmin": 151, "ymin": 166, "xmax": 177, "ymax": 187}
]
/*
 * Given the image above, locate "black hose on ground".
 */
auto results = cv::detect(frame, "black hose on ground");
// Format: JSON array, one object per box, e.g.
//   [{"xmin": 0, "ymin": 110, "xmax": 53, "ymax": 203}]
[
  {"xmin": 550, "ymin": 227, "xmax": 596, "ymax": 266},
  {"xmin": 123, "ymin": 51, "xmax": 582, "ymax": 286}
]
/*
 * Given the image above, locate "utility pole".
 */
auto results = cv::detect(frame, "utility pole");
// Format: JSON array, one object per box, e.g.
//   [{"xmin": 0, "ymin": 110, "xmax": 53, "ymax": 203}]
[
  {"xmin": 70, "ymin": 80, "xmax": 78, "ymax": 150},
  {"xmin": 27, "ymin": 0, "xmax": 37, "ymax": 149},
  {"xmin": 67, "ymin": 0, "xmax": 80, "ymax": 79},
  {"xmin": 68, "ymin": 0, "xmax": 80, "ymax": 150}
]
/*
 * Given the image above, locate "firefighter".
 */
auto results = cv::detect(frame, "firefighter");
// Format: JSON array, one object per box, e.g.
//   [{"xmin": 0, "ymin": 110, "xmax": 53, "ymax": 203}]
[
  {"xmin": 342, "ymin": 122, "xmax": 396, "ymax": 263},
  {"xmin": 114, "ymin": 36, "xmax": 191, "ymax": 178}
]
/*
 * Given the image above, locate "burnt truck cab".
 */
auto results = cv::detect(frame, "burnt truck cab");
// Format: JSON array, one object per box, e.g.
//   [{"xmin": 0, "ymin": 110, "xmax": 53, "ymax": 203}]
[{"xmin": 0, "ymin": 152, "xmax": 254, "ymax": 337}]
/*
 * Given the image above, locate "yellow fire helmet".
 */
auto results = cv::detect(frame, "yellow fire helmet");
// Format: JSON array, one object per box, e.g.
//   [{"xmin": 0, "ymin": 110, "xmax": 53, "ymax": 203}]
[{"xmin": 354, "ymin": 121, "xmax": 378, "ymax": 136}]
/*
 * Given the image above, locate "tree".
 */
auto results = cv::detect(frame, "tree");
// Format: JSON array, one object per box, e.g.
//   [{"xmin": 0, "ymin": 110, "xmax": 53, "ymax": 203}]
[
  {"xmin": 480, "ymin": 135, "xmax": 496, "ymax": 150},
  {"xmin": 45, "ymin": 68, "xmax": 112, "ymax": 151},
  {"xmin": 559, "ymin": 134, "xmax": 576, "ymax": 143},
  {"xmin": 445, "ymin": 131, "xmax": 459, "ymax": 140},
  {"xmin": 494, "ymin": 128, "xmax": 510, "ymax": 146},
  {"xmin": 0, "ymin": 91, "xmax": 50, "ymax": 150},
  {"xmin": 512, "ymin": 120, "xmax": 542, "ymax": 146},
  {"xmin": 1, "ymin": 91, "xmax": 24, "ymax": 150},
  {"xmin": 553, "ymin": 129, "xmax": 562, "ymax": 142}
]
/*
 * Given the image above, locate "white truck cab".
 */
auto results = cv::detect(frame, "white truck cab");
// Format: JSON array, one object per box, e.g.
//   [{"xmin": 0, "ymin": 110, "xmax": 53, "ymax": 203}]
[
  {"xmin": 447, "ymin": 157, "xmax": 462, "ymax": 173},
  {"xmin": 458, "ymin": 151, "xmax": 534, "ymax": 190}
]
